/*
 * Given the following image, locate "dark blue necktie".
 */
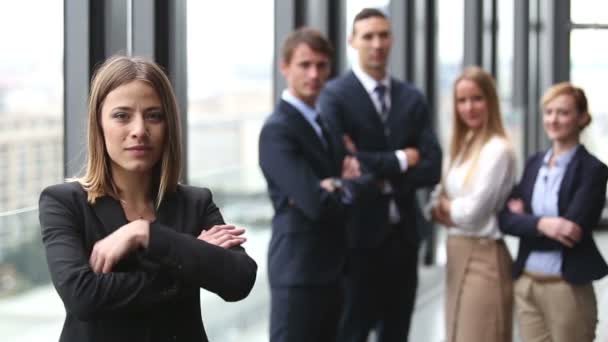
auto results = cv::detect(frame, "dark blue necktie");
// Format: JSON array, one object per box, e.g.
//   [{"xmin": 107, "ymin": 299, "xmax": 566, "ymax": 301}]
[
  {"xmin": 374, "ymin": 84, "xmax": 389, "ymax": 122},
  {"xmin": 315, "ymin": 114, "xmax": 332, "ymax": 153}
]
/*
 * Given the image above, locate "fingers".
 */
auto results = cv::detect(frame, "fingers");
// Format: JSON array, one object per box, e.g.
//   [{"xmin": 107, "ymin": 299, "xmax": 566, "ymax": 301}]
[
  {"xmin": 101, "ymin": 258, "xmax": 115, "ymax": 274},
  {"xmin": 219, "ymin": 237, "xmax": 247, "ymax": 249},
  {"xmin": 564, "ymin": 223, "xmax": 583, "ymax": 243},
  {"xmin": 557, "ymin": 235, "xmax": 575, "ymax": 248},
  {"xmin": 404, "ymin": 148, "xmax": 420, "ymax": 166},
  {"xmin": 89, "ymin": 247, "xmax": 114, "ymax": 273},
  {"xmin": 89, "ymin": 250, "xmax": 99, "ymax": 273},
  {"xmin": 507, "ymin": 201, "xmax": 524, "ymax": 214},
  {"xmin": 198, "ymin": 225, "xmax": 235, "ymax": 239},
  {"xmin": 343, "ymin": 134, "xmax": 357, "ymax": 153},
  {"xmin": 320, "ymin": 178, "xmax": 336, "ymax": 192},
  {"xmin": 199, "ymin": 225, "xmax": 247, "ymax": 249},
  {"xmin": 342, "ymin": 156, "xmax": 361, "ymax": 179}
]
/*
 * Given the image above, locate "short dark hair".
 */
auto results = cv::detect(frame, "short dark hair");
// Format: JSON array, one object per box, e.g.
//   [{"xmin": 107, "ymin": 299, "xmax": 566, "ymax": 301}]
[
  {"xmin": 281, "ymin": 27, "xmax": 334, "ymax": 64},
  {"xmin": 352, "ymin": 8, "xmax": 388, "ymax": 34}
]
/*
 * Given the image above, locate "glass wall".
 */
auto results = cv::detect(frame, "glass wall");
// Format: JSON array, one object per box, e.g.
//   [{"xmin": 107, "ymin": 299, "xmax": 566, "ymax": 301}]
[
  {"xmin": 186, "ymin": 1, "xmax": 274, "ymax": 340},
  {"xmin": 0, "ymin": 0, "xmax": 64, "ymax": 339},
  {"xmin": 497, "ymin": 0, "xmax": 524, "ymax": 167},
  {"xmin": 570, "ymin": 2, "xmax": 608, "ymax": 164},
  {"xmin": 187, "ymin": 0, "xmax": 273, "ymax": 205},
  {"xmin": 436, "ymin": 0, "xmax": 464, "ymax": 150},
  {"xmin": 345, "ymin": 0, "xmax": 391, "ymax": 67}
]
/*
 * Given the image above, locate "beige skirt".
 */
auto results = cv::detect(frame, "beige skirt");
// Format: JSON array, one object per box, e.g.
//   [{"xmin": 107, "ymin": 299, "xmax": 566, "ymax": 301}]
[{"xmin": 445, "ymin": 235, "xmax": 513, "ymax": 342}]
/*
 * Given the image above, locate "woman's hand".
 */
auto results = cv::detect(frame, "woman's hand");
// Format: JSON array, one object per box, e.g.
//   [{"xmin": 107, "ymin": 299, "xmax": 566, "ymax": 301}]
[
  {"xmin": 90, "ymin": 219, "xmax": 150, "ymax": 273},
  {"xmin": 431, "ymin": 195, "xmax": 455, "ymax": 227},
  {"xmin": 507, "ymin": 198, "xmax": 525, "ymax": 214},
  {"xmin": 198, "ymin": 224, "xmax": 246, "ymax": 249}
]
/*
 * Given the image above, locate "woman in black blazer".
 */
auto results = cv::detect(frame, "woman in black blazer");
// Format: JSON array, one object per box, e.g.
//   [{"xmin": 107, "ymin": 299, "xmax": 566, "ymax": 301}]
[
  {"xmin": 39, "ymin": 56, "xmax": 257, "ymax": 342},
  {"xmin": 499, "ymin": 82, "xmax": 608, "ymax": 342}
]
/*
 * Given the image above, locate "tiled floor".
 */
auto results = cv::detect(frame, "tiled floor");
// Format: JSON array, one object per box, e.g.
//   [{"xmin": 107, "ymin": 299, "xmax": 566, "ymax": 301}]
[{"xmin": 2, "ymin": 229, "xmax": 608, "ymax": 342}]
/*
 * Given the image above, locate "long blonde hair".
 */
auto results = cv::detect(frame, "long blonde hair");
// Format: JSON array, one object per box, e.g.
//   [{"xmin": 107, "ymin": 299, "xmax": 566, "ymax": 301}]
[
  {"xmin": 77, "ymin": 55, "xmax": 182, "ymax": 208},
  {"xmin": 449, "ymin": 66, "xmax": 508, "ymax": 185}
]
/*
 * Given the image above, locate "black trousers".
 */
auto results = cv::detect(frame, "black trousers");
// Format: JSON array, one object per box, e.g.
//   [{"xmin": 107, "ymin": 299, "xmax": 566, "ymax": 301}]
[
  {"xmin": 270, "ymin": 284, "xmax": 342, "ymax": 342},
  {"xmin": 338, "ymin": 228, "xmax": 419, "ymax": 342}
]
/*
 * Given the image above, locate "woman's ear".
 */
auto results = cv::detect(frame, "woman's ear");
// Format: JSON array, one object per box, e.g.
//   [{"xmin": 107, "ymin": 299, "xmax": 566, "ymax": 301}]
[{"xmin": 578, "ymin": 112, "xmax": 591, "ymax": 130}]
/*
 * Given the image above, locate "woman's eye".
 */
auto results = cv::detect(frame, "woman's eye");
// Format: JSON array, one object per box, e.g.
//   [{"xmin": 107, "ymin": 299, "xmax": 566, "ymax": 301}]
[
  {"xmin": 146, "ymin": 112, "xmax": 165, "ymax": 122},
  {"xmin": 112, "ymin": 112, "xmax": 129, "ymax": 120}
]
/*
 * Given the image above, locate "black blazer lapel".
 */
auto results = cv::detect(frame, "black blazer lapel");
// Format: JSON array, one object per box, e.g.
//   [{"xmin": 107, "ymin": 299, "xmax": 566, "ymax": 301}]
[
  {"xmin": 557, "ymin": 146, "xmax": 585, "ymax": 215},
  {"xmin": 92, "ymin": 196, "xmax": 129, "ymax": 235},
  {"xmin": 156, "ymin": 190, "xmax": 179, "ymax": 230},
  {"xmin": 522, "ymin": 155, "xmax": 544, "ymax": 212},
  {"xmin": 279, "ymin": 100, "xmax": 334, "ymax": 172},
  {"xmin": 279, "ymin": 100, "xmax": 326, "ymax": 151},
  {"xmin": 346, "ymin": 72, "xmax": 387, "ymax": 134}
]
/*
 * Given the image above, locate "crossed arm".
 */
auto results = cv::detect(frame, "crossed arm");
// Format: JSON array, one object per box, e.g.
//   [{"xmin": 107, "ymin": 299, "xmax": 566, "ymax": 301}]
[
  {"xmin": 40, "ymin": 189, "xmax": 257, "ymax": 321},
  {"xmin": 320, "ymin": 89, "xmax": 441, "ymax": 192},
  {"xmin": 498, "ymin": 161, "xmax": 608, "ymax": 247}
]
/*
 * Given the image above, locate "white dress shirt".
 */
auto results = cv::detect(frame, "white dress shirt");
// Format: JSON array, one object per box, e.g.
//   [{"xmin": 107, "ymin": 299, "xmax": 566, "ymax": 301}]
[{"xmin": 443, "ymin": 136, "xmax": 516, "ymax": 239}]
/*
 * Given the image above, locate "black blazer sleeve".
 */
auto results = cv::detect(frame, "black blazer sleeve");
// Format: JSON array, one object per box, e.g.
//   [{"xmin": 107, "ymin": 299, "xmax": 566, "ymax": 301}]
[
  {"xmin": 320, "ymin": 85, "xmax": 441, "ymax": 188},
  {"xmin": 561, "ymin": 161, "xmax": 608, "ymax": 236},
  {"xmin": 498, "ymin": 156, "xmax": 543, "ymax": 238},
  {"xmin": 40, "ymin": 187, "xmax": 178, "ymax": 321},
  {"xmin": 499, "ymin": 153, "xmax": 608, "ymax": 241},
  {"xmin": 144, "ymin": 189, "xmax": 257, "ymax": 302},
  {"xmin": 390, "ymin": 97, "xmax": 442, "ymax": 190},
  {"xmin": 319, "ymin": 87, "xmax": 402, "ymax": 178},
  {"xmin": 40, "ymin": 185, "xmax": 257, "ymax": 322},
  {"xmin": 259, "ymin": 119, "xmax": 344, "ymax": 222}
]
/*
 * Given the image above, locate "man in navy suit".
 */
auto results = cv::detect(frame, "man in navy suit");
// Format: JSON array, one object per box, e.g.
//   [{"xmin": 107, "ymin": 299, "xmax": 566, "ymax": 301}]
[
  {"xmin": 259, "ymin": 27, "xmax": 372, "ymax": 342},
  {"xmin": 319, "ymin": 8, "xmax": 442, "ymax": 342}
]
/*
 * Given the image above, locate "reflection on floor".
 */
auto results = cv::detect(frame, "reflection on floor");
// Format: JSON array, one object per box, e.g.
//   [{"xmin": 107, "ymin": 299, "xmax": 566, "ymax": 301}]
[{"xmin": 2, "ymin": 229, "xmax": 608, "ymax": 342}]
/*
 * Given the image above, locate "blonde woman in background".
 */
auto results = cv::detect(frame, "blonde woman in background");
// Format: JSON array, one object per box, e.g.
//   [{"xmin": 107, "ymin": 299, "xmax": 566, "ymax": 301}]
[{"xmin": 431, "ymin": 66, "xmax": 515, "ymax": 342}]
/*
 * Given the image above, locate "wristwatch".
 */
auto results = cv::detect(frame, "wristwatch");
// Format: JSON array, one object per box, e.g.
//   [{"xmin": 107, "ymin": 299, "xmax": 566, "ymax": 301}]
[{"xmin": 330, "ymin": 177, "xmax": 343, "ymax": 191}]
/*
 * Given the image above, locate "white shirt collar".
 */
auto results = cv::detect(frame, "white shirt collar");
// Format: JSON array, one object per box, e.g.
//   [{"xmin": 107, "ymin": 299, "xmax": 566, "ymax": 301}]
[{"xmin": 352, "ymin": 61, "xmax": 390, "ymax": 94}]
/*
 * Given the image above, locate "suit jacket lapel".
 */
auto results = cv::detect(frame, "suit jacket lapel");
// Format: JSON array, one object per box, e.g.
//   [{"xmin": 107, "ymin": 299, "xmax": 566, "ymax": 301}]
[
  {"xmin": 156, "ymin": 190, "xmax": 179, "ymax": 230},
  {"xmin": 557, "ymin": 146, "xmax": 584, "ymax": 214},
  {"xmin": 384, "ymin": 79, "xmax": 404, "ymax": 145},
  {"xmin": 92, "ymin": 196, "xmax": 129, "ymax": 235},
  {"xmin": 92, "ymin": 189, "xmax": 180, "ymax": 235},
  {"xmin": 523, "ymin": 155, "xmax": 543, "ymax": 212},
  {"xmin": 346, "ymin": 72, "xmax": 386, "ymax": 133},
  {"xmin": 279, "ymin": 100, "xmax": 334, "ymax": 172}
]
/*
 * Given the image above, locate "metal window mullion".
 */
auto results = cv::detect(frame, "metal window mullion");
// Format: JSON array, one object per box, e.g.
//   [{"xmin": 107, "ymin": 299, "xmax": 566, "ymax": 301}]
[
  {"xmin": 463, "ymin": 0, "xmax": 483, "ymax": 67},
  {"xmin": 64, "ymin": 0, "xmax": 91, "ymax": 178},
  {"xmin": 131, "ymin": 0, "xmax": 155, "ymax": 58}
]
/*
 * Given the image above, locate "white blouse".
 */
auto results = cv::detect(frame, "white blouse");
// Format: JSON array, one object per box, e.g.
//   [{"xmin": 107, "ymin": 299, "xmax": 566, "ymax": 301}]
[{"xmin": 441, "ymin": 136, "xmax": 516, "ymax": 239}]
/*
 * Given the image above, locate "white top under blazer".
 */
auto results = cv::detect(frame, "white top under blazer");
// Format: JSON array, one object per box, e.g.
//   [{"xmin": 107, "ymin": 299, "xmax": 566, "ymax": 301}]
[{"xmin": 442, "ymin": 136, "xmax": 516, "ymax": 239}]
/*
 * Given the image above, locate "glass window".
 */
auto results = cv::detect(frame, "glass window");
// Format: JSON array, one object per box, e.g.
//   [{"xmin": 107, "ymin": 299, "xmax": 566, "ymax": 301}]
[
  {"xmin": 436, "ymin": 0, "xmax": 464, "ymax": 150},
  {"xmin": 345, "ymin": 0, "xmax": 391, "ymax": 67},
  {"xmin": 186, "ymin": 1, "xmax": 274, "ymax": 340},
  {"xmin": 187, "ymin": 0, "xmax": 273, "ymax": 200},
  {"xmin": 571, "ymin": 0, "xmax": 608, "ymax": 24},
  {"xmin": 570, "ymin": 2, "xmax": 608, "ymax": 164},
  {"xmin": 571, "ymin": 29, "xmax": 608, "ymax": 164},
  {"xmin": 496, "ymin": 0, "xmax": 524, "ymax": 167},
  {"xmin": 0, "ymin": 0, "xmax": 63, "ymax": 339}
]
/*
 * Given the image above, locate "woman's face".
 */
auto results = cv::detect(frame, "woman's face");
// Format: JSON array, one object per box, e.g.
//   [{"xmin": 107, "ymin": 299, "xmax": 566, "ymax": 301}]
[
  {"xmin": 543, "ymin": 94, "xmax": 584, "ymax": 143},
  {"xmin": 455, "ymin": 79, "xmax": 488, "ymax": 131},
  {"xmin": 100, "ymin": 80, "xmax": 166, "ymax": 175}
]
